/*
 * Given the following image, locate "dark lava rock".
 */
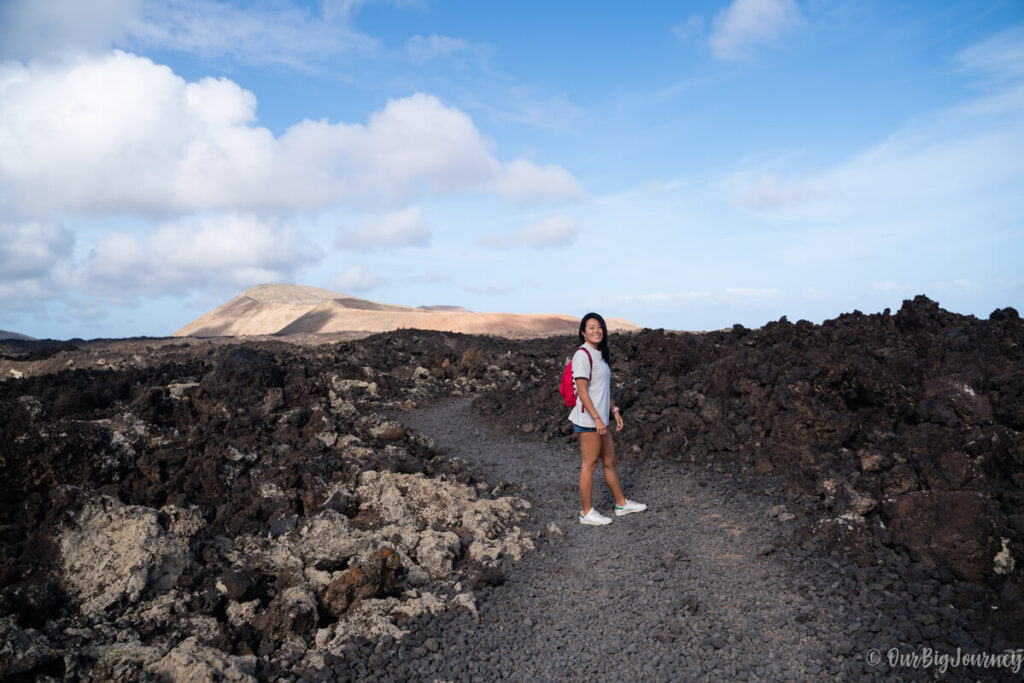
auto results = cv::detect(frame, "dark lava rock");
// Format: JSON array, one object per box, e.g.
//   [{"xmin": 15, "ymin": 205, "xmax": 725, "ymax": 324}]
[
  {"xmin": 321, "ymin": 548, "xmax": 404, "ymax": 617},
  {"xmin": 885, "ymin": 491, "xmax": 1002, "ymax": 583},
  {"xmin": 218, "ymin": 570, "xmax": 253, "ymax": 602},
  {"xmin": 471, "ymin": 295, "xmax": 1024, "ymax": 635},
  {"xmin": 470, "ymin": 566, "xmax": 504, "ymax": 589},
  {"xmin": 2, "ymin": 298, "xmax": 1022, "ymax": 678},
  {"xmin": 270, "ymin": 516, "xmax": 298, "ymax": 538}
]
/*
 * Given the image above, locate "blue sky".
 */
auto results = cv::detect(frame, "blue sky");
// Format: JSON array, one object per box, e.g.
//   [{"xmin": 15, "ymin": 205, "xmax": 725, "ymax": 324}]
[{"xmin": 1, "ymin": 0, "xmax": 1022, "ymax": 338}]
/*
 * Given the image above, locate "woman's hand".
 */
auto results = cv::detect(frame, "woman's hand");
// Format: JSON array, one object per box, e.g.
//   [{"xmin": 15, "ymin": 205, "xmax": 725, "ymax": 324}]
[
  {"xmin": 613, "ymin": 408, "xmax": 624, "ymax": 432},
  {"xmin": 594, "ymin": 418, "xmax": 608, "ymax": 435}
]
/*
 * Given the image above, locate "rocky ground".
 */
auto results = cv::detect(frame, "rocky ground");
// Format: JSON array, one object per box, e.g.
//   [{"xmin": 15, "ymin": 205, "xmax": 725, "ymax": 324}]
[
  {"xmin": 475, "ymin": 297, "xmax": 1024, "ymax": 619},
  {"xmin": 1, "ymin": 295, "xmax": 1022, "ymax": 681},
  {"xmin": 378, "ymin": 399, "xmax": 1018, "ymax": 681}
]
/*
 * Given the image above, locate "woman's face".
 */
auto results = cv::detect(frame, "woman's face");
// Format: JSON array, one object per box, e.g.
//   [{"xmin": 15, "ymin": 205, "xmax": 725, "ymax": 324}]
[{"xmin": 583, "ymin": 318, "xmax": 603, "ymax": 345}]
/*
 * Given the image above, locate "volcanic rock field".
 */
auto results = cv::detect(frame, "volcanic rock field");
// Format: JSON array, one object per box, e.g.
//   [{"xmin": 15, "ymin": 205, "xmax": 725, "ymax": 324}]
[{"xmin": 1, "ymin": 295, "xmax": 1022, "ymax": 681}]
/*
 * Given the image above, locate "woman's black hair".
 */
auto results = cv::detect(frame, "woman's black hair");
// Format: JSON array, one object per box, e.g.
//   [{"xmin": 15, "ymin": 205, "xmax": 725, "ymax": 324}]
[{"xmin": 578, "ymin": 312, "xmax": 611, "ymax": 365}]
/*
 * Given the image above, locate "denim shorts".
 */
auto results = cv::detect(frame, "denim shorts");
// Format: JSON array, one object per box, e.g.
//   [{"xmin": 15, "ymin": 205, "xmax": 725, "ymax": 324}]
[{"xmin": 573, "ymin": 424, "xmax": 597, "ymax": 433}]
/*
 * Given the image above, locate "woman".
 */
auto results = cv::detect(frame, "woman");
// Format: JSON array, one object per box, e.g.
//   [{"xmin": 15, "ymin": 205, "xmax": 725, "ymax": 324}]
[{"xmin": 569, "ymin": 312, "xmax": 647, "ymax": 525}]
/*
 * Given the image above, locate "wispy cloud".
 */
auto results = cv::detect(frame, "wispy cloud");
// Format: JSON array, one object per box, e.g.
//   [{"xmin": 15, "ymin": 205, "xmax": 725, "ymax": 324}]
[
  {"xmin": 709, "ymin": 0, "xmax": 803, "ymax": 61},
  {"xmin": 673, "ymin": 15, "xmax": 705, "ymax": 44},
  {"xmin": 724, "ymin": 287, "xmax": 780, "ymax": 299},
  {"xmin": 731, "ymin": 35, "xmax": 1024, "ymax": 224},
  {"xmin": 0, "ymin": 0, "xmax": 377, "ymax": 66},
  {"xmin": 128, "ymin": 0, "xmax": 377, "ymax": 68},
  {"xmin": 738, "ymin": 173, "xmax": 829, "ymax": 211},
  {"xmin": 407, "ymin": 34, "xmax": 470, "ymax": 61},
  {"xmin": 480, "ymin": 215, "xmax": 580, "ymax": 249},
  {"xmin": 870, "ymin": 280, "xmax": 902, "ymax": 293},
  {"xmin": 466, "ymin": 281, "xmax": 516, "ymax": 296},
  {"xmin": 456, "ymin": 87, "xmax": 585, "ymax": 134},
  {"xmin": 954, "ymin": 26, "xmax": 1024, "ymax": 83},
  {"xmin": 331, "ymin": 265, "xmax": 383, "ymax": 293},
  {"xmin": 611, "ymin": 291, "xmax": 712, "ymax": 305}
]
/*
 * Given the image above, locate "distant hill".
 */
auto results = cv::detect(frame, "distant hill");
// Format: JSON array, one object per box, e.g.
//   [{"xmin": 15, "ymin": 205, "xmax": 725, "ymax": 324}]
[
  {"xmin": 0, "ymin": 330, "xmax": 35, "ymax": 341},
  {"xmin": 174, "ymin": 284, "xmax": 639, "ymax": 338}
]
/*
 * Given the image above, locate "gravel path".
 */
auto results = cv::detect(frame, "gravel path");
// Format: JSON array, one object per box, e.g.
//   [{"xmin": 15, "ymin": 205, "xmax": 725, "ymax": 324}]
[{"xmin": 333, "ymin": 399, "xmax": 1004, "ymax": 682}]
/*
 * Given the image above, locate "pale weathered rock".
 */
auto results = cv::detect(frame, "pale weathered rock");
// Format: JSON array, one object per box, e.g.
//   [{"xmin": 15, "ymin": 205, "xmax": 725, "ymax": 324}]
[
  {"xmin": 328, "ymin": 394, "xmax": 359, "ymax": 419},
  {"xmin": 362, "ymin": 417, "xmax": 406, "ymax": 442},
  {"xmin": 131, "ymin": 590, "xmax": 186, "ymax": 632},
  {"xmin": 226, "ymin": 600, "xmax": 260, "ymax": 628},
  {"xmin": 468, "ymin": 525, "xmax": 534, "ymax": 564},
  {"xmin": 161, "ymin": 504, "xmax": 206, "ymax": 539},
  {"xmin": 394, "ymin": 591, "xmax": 447, "ymax": 620},
  {"xmin": 181, "ymin": 614, "xmax": 224, "ymax": 647},
  {"xmin": 151, "ymin": 636, "xmax": 258, "ymax": 682},
  {"xmin": 59, "ymin": 496, "xmax": 198, "ymax": 617},
  {"xmin": 994, "ymin": 538, "xmax": 1016, "ymax": 575},
  {"xmin": 449, "ymin": 592, "xmax": 478, "ymax": 619},
  {"xmin": 415, "ymin": 530, "xmax": 461, "ymax": 578},
  {"xmin": 332, "ymin": 377, "xmax": 379, "ymax": 399},
  {"xmin": 296, "ymin": 510, "xmax": 364, "ymax": 568},
  {"xmin": 84, "ymin": 639, "xmax": 169, "ymax": 678},
  {"xmin": 357, "ymin": 469, "xmax": 534, "ymax": 566},
  {"xmin": 167, "ymin": 382, "xmax": 199, "ymax": 400},
  {"xmin": 858, "ymin": 450, "xmax": 890, "ymax": 472},
  {"xmin": 319, "ymin": 589, "xmax": 450, "ymax": 652}
]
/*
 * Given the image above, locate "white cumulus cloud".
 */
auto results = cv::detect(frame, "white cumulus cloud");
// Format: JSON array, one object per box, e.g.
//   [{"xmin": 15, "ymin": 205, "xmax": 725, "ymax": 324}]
[
  {"xmin": 0, "ymin": 0, "xmax": 140, "ymax": 61},
  {"xmin": 337, "ymin": 208, "xmax": 430, "ymax": 249},
  {"xmin": 494, "ymin": 160, "xmax": 585, "ymax": 204},
  {"xmin": 709, "ymin": 0, "xmax": 803, "ymax": 61},
  {"xmin": 0, "ymin": 222, "xmax": 75, "ymax": 304},
  {"xmin": 79, "ymin": 214, "xmax": 321, "ymax": 298},
  {"xmin": 0, "ymin": 54, "xmax": 583, "ymax": 217}
]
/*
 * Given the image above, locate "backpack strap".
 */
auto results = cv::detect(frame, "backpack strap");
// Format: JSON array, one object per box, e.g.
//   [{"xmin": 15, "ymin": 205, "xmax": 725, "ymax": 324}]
[{"xmin": 578, "ymin": 346, "xmax": 592, "ymax": 380}]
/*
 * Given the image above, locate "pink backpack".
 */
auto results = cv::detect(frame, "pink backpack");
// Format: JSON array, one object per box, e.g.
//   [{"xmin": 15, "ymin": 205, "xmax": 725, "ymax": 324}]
[{"xmin": 559, "ymin": 346, "xmax": 592, "ymax": 407}]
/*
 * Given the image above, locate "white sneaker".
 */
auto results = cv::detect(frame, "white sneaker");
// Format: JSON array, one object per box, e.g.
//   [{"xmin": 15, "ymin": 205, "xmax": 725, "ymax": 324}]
[
  {"xmin": 614, "ymin": 499, "xmax": 647, "ymax": 516},
  {"xmin": 579, "ymin": 508, "xmax": 612, "ymax": 526}
]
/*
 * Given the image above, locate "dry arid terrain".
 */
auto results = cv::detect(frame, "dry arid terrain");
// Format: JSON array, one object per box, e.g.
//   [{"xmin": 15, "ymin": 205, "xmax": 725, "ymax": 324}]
[
  {"xmin": 1, "ymin": 295, "xmax": 1022, "ymax": 680},
  {"xmin": 174, "ymin": 284, "xmax": 640, "ymax": 338}
]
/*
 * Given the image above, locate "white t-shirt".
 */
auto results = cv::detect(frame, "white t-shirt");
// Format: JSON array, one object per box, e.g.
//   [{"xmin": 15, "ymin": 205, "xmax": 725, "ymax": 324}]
[{"xmin": 568, "ymin": 344, "xmax": 610, "ymax": 427}]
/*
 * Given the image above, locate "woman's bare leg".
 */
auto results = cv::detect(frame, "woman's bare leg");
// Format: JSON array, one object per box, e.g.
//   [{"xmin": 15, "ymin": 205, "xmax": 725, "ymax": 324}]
[
  {"xmin": 600, "ymin": 432, "xmax": 627, "ymax": 506},
  {"xmin": 579, "ymin": 432, "xmax": 602, "ymax": 513}
]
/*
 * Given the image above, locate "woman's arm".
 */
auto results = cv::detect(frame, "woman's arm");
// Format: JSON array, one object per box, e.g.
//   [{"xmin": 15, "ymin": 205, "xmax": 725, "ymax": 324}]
[{"xmin": 575, "ymin": 378, "xmax": 607, "ymax": 435}]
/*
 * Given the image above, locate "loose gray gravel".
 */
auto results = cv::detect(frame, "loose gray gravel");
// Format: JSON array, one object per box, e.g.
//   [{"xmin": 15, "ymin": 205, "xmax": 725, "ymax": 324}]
[{"xmin": 321, "ymin": 398, "xmax": 1011, "ymax": 682}]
